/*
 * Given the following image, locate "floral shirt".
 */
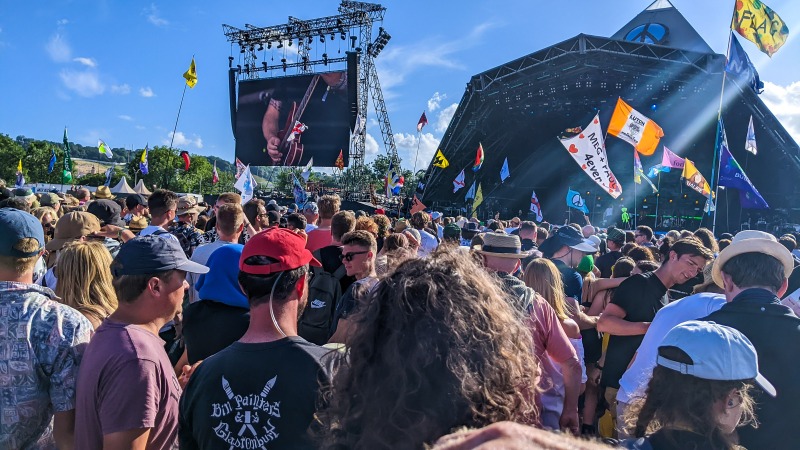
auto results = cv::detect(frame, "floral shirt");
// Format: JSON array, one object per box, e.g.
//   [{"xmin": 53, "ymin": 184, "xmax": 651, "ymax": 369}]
[
  {"xmin": 0, "ymin": 282, "xmax": 92, "ymax": 449},
  {"xmin": 169, "ymin": 222, "xmax": 206, "ymax": 258}
]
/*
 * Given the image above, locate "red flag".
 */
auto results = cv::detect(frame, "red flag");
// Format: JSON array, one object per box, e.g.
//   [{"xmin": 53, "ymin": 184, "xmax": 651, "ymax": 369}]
[
  {"xmin": 180, "ymin": 151, "xmax": 191, "ymax": 171},
  {"xmin": 473, "ymin": 143, "xmax": 484, "ymax": 172},
  {"xmin": 212, "ymin": 161, "xmax": 219, "ymax": 184},
  {"xmin": 417, "ymin": 112, "xmax": 428, "ymax": 132},
  {"xmin": 335, "ymin": 149, "xmax": 345, "ymax": 170},
  {"xmin": 410, "ymin": 195, "xmax": 427, "ymax": 214},
  {"xmin": 235, "ymin": 157, "xmax": 246, "ymax": 179}
]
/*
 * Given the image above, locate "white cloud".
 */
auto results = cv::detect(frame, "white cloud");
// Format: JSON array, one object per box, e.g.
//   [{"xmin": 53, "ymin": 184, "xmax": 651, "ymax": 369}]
[
  {"xmin": 365, "ymin": 133, "xmax": 380, "ymax": 156},
  {"xmin": 165, "ymin": 131, "xmax": 203, "ymax": 149},
  {"xmin": 762, "ymin": 81, "xmax": 800, "ymax": 145},
  {"xmin": 427, "ymin": 92, "xmax": 446, "ymax": 112},
  {"xmin": 111, "ymin": 84, "xmax": 131, "ymax": 94},
  {"xmin": 135, "ymin": 125, "xmax": 146, "ymax": 130},
  {"xmin": 118, "ymin": 115, "xmax": 134, "ymax": 121},
  {"xmin": 73, "ymin": 57, "xmax": 97, "ymax": 67},
  {"xmin": 59, "ymin": 69, "xmax": 104, "ymax": 97},
  {"xmin": 436, "ymin": 102, "xmax": 458, "ymax": 133},
  {"xmin": 139, "ymin": 86, "xmax": 155, "ymax": 97},
  {"xmin": 56, "ymin": 19, "xmax": 69, "ymax": 26},
  {"xmin": 46, "ymin": 33, "xmax": 72, "ymax": 62},
  {"xmin": 145, "ymin": 4, "xmax": 169, "ymax": 27},
  {"xmin": 394, "ymin": 132, "xmax": 440, "ymax": 171}
]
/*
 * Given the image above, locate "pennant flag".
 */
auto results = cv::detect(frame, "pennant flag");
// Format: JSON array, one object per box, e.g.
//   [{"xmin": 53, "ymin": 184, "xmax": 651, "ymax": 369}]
[
  {"xmin": 48, "ymin": 148, "xmax": 56, "ymax": 174},
  {"xmin": 104, "ymin": 167, "xmax": 113, "ymax": 186},
  {"xmin": 726, "ymin": 32, "xmax": 764, "ymax": 94},
  {"xmin": 681, "ymin": 158, "xmax": 712, "ymax": 198},
  {"xmin": 335, "ymin": 149, "xmax": 345, "ymax": 170},
  {"xmin": 417, "ymin": 111, "xmax": 428, "ymax": 132},
  {"xmin": 235, "ymin": 157, "xmax": 246, "ymax": 179},
  {"xmin": 471, "ymin": 183, "xmax": 484, "ymax": 218},
  {"xmin": 745, "ymin": 115, "xmax": 758, "ymax": 155},
  {"xmin": 647, "ymin": 164, "xmax": 664, "ymax": 179},
  {"xmin": 233, "ymin": 164, "xmax": 257, "ymax": 204},
  {"xmin": 500, "ymin": 157, "xmax": 510, "ymax": 182},
  {"xmin": 180, "ymin": 150, "xmax": 191, "ymax": 171},
  {"xmin": 566, "ymin": 188, "xmax": 589, "ymax": 214},
  {"xmin": 301, "ymin": 157, "xmax": 314, "ymax": 181},
  {"xmin": 634, "ymin": 151, "xmax": 659, "ymax": 193},
  {"xmin": 352, "ymin": 113, "xmax": 366, "ymax": 136},
  {"xmin": 410, "ymin": 195, "xmax": 427, "ymax": 214},
  {"xmin": 607, "ymin": 98, "xmax": 664, "ymax": 155},
  {"xmin": 432, "ymin": 149, "xmax": 449, "ymax": 169},
  {"xmin": 732, "ymin": 0, "xmax": 789, "ymax": 57},
  {"xmin": 292, "ymin": 174, "xmax": 308, "ymax": 205},
  {"xmin": 718, "ymin": 124, "xmax": 768, "ymax": 209},
  {"xmin": 212, "ymin": 161, "xmax": 219, "ymax": 184},
  {"xmin": 385, "ymin": 161, "xmax": 404, "ymax": 197},
  {"xmin": 17, "ymin": 158, "xmax": 22, "ymax": 174},
  {"xmin": 453, "ymin": 169, "xmax": 466, "ymax": 193},
  {"xmin": 530, "ymin": 190, "xmax": 543, "ymax": 222},
  {"xmin": 473, "ymin": 143, "xmax": 485, "ymax": 172},
  {"xmin": 465, "ymin": 180, "xmax": 476, "ymax": 201},
  {"xmin": 286, "ymin": 121, "xmax": 308, "ymax": 143},
  {"xmin": 559, "ymin": 114, "xmax": 622, "ymax": 198},
  {"xmin": 183, "ymin": 57, "xmax": 198, "ymax": 88},
  {"xmin": 139, "ymin": 145, "xmax": 149, "ymax": 175},
  {"xmin": 660, "ymin": 146, "xmax": 685, "ymax": 171},
  {"xmin": 98, "ymin": 139, "xmax": 114, "ymax": 158},
  {"xmin": 15, "ymin": 159, "xmax": 24, "ymax": 188},
  {"xmin": 62, "ymin": 128, "xmax": 73, "ymax": 184}
]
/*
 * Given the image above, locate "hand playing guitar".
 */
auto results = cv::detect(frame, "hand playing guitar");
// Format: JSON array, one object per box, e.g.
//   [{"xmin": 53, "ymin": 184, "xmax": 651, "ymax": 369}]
[{"xmin": 262, "ymin": 100, "xmax": 283, "ymax": 164}]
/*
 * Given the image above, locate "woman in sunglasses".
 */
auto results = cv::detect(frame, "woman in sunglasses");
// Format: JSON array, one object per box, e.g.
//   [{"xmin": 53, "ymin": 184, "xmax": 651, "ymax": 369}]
[
  {"xmin": 328, "ymin": 230, "xmax": 379, "ymax": 344},
  {"xmin": 32, "ymin": 206, "xmax": 58, "ymax": 243}
]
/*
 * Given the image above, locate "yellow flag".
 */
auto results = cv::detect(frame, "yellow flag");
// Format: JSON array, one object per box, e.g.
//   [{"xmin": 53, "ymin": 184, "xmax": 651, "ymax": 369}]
[
  {"xmin": 17, "ymin": 159, "xmax": 22, "ymax": 173},
  {"xmin": 432, "ymin": 149, "xmax": 449, "ymax": 169},
  {"xmin": 471, "ymin": 183, "xmax": 483, "ymax": 218},
  {"xmin": 732, "ymin": 0, "xmax": 789, "ymax": 57},
  {"xmin": 607, "ymin": 98, "xmax": 664, "ymax": 156},
  {"xmin": 681, "ymin": 158, "xmax": 711, "ymax": 197},
  {"xmin": 183, "ymin": 58, "xmax": 197, "ymax": 88}
]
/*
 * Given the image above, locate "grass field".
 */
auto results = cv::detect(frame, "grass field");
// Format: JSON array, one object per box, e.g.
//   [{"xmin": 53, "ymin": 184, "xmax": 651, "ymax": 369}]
[{"xmin": 72, "ymin": 158, "xmax": 123, "ymax": 178}]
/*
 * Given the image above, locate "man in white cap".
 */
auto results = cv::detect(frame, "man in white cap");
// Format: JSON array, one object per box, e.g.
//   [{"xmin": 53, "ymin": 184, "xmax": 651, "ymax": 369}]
[
  {"xmin": 701, "ymin": 230, "xmax": 798, "ymax": 450},
  {"xmin": 431, "ymin": 211, "xmax": 444, "ymax": 240}
]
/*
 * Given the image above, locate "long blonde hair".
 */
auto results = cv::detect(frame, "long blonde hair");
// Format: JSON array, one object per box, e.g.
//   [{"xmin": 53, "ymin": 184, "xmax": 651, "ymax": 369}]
[
  {"xmin": 54, "ymin": 241, "xmax": 118, "ymax": 327},
  {"xmin": 523, "ymin": 258, "xmax": 568, "ymax": 320}
]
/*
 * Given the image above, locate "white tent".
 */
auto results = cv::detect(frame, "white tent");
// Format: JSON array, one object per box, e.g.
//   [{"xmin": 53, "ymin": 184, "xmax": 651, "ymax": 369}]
[
  {"xmin": 110, "ymin": 176, "xmax": 136, "ymax": 194},
  {"xmin": 134, "ymin": 179, "xmax": 152, "ymax": 196}
]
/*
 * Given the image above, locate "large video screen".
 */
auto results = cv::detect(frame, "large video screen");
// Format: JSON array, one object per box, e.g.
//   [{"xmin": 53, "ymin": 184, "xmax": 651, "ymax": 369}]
[{"xmin": 235, "ymin": 71, "xmax": 351, "ymax": 167}]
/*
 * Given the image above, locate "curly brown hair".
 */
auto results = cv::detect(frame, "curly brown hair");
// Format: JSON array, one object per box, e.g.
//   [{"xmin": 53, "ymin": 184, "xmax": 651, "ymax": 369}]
[{"xmin": 317, "ymin": 250, "xmax": 539, "ymax": 449}]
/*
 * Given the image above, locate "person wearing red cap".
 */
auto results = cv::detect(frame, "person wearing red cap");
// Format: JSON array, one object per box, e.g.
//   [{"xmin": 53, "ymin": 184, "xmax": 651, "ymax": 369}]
[{"xmin": 179, "ymin": 227, "xmax": 335, "ymax": 450}]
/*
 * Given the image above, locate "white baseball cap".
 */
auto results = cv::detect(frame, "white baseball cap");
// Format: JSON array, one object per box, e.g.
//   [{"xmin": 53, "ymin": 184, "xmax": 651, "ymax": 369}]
[{"xmin": 657, "ymin": 320, "xmax": 775, "ymax": 397}]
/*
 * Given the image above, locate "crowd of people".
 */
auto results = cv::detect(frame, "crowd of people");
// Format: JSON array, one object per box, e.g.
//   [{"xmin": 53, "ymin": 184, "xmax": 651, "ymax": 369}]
[{"xmin": 2, "ymin": 180, "xmax": 800, "ymax": 450}]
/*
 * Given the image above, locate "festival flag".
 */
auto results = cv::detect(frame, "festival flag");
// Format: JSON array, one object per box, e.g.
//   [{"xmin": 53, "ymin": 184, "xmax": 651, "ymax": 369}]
[
  {"xmin": 15, "ymin": 159, "xmax": 24, "ymax": 188},
  {"xmin": 139, "ymin": 145, "xmax": 149, "ymax": 175},
  {"xmin": 235, "ymin": 157, "xmax": 246, "ymax": 179},
  {"xmin": 335, "ymin": 150, "xmax": 345, "ymax": 170},
  {"xmin": 566, "ymin": 188, "xmax": 589, "ymax": 214},
  {"xmin": 432, "ymin": 149, "xmax": 449, "ymax": 169},
  {"xmin": 286, "ymin": 121, "xmax": 308, "ymax": 143},
  {"xmin": 453, "ymin": 169, "xmax": 466, "ymax": 193},
  {"xmin": 726, "ymin": 32, "xmax": 764, "ymax": 94},
  {"xmin": 558, "ymin": 114, "xmax": 622, "ymax": 198},
  {"xmin": 530, "ymin": 189, "xmax": 543, "ymax": 222},
  {"xmin": 417, "ymin": 111, "xmax": 428, "ymax": 132},
  {"xmin": 212, "ymin": 161, "xmax": 219, "ymax": 184},
  {"xmin": 98, "ymin": 139, "xmax": 114, "ymax": 158},
  {"xmin": 500, "ymin": 157, "xmax": 510, "ymax": 182},
  {"xmin": 183, "ymin": 57, "xmax": 198, "ymax": 88},
  {"xmin": 104, "ymin": 167, "xmax": 113, "ymax": 186},
  {"xmin": 473, "ymin": 143, "xmax": 485, "ymax": 172},
  {"xmin": 607, "ymin": 98, "xmax": 664, "ymax": 155},
  {"xmin": 660, "ymin": 146, "xmax": 685, "ymax": 172},
  {"xmin": 416, "ymin": 180, "xmax": 425, "ymax": 193},
  {"xmin": 745, "ymin": 115, "xmax": 758, "ymax": 155},
  {"xmin": 301, "ymin": 157, "xmax": 314, "ymax": 181},
  {"xmin": 48, "ymin": 148, "xmax": 56, "ymax": 174},
  {"xmin": 718, "ymin": 123, "xmax": 768, "ymax": 209},
  {"xmin": 352, "ymin": 113, "xmax": 366, "ymax": 136},
  {"xmin": 681, "ymin": 158, "xmax": 712, "ymax": 198},
  {"xmin": 647, "ymin": 164, "xmax": 664, "ymax": 178},
  {"xmin": 732, "ymin": 0, "xmax": 789, "ymax": 57},
  {"xmin": 180, "ymin": 150, "xmax": 191, "ymax": 171},
  {"xmin": 292, "ymin": 174, "xmax": 308, "ymax": 205},
  {"xmin": 465, "ymin": 180, "xmax": 476, "ymax": 201},
  {"xmin": 233, "ymin": 164, "xmax": 257, "ymax": 204},
  {"xmin": 62, "ymin": 128, "xmax": 73, "ymax": 184},
  {"xmin": 634, "ymin": 150, "xmax": 659, "ymax": 193},
  {"xmin": 385, "ymin": 161, "xmax": 404, "ymax": 197},
  {"xmin": 410, "ymin": 195, "xmax": 427, "ymax": 214},
  {"xmin": 471, "ymin": 183, "xmax": 483, "ymax": 218}
]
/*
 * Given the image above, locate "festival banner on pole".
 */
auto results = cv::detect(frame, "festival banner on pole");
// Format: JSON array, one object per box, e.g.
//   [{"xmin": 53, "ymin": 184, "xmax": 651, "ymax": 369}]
[
  {"xmin": 410, "ymin": 195, "xmax": 427, "ymax": 214},
  {"xmin": 530, "ymin": 190, "xmax": 543, "ymax": 222},
  {"xmin": 607, "ymin": 98, "xmax": 664, "ymax": 156},
  {"xmin": 719, "ymin": 128, "xmax": 768, "ymax": 209},
  {"xmin": 559, "ymin": 114, "xmax": 622, "ymax": 199},
  {"xmin": 472, "ymin": 143, "xmax": 484, "ymax": 172},
  {"xmin": 726, "ymin": 33, "xmax": 764, "ymax": 94},
  {"xmin": 681, "ymin": 158, "xmax": 712, "ymax": 198},
  {"xmin": 745, "ymin": 115, "xmax": 758, "ymax": 155},
  {"xmin": 432, "ymin": 149, "xmax": 449, "ymax": 169},
  {"xmin": 465, "ymin": 181, "xmax": 476, "ymax": 201},
  {"xmin": 98, "ymin": 139, "xmax": 113, "ymax": 158},
  {"xmin": 139, "ymin": 145, "xmax": 149, "ymax": 175},
  {"xmin": 732, "ymin": 0, "xmax": 789, "ymax": 57},
  {"xmin": 660, "ymin": 146, "xmax": 685, "ymax": 171},
  {"xmin": 62, "ymin": 128, "xmax": 74, "ymax": 183},
  {"xmin": 234, "ymin": 164, "xmax": 257, "ymax": 204},
  {"xmin": 471, "ymin": 183, "xmax": 483, "ymax": 218},
  {"xmin": 235, "ymin": 157, "xmax": 246, "ymax": 179},
  {"xmin": 48, "ymin": 148, "xmax": 56, "ymax": 174},
  {"xmin": 212, "ymin": 161, "xmax": 219, "ymax": 184},
  {"xmin": 183, "ymin": 57, "xmax": 198, "ymax": 88},
  {"xmin": 453, "ymin": 169, "xmax": 465, "ymax": 193},
  {"xmin": 500, "ymin": 158, "xmax": 510, "ymax": 182},
  {"xmin": 566, "ymin": 188, "xmax": 589, "ymax": 214},
  {"xmin": 417, "ymin": 111, "xmax": 428, "ymax": 132}
]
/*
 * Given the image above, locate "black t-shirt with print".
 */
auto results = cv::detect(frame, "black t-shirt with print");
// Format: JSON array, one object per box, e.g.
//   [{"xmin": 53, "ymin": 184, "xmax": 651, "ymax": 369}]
[
  {"xmin": 179, "ymin": 337, "xmax": 336, "ymax": 450},
  {"xmin": 601, "ymin": 272, "xmax": 668, "ymax": 389}
]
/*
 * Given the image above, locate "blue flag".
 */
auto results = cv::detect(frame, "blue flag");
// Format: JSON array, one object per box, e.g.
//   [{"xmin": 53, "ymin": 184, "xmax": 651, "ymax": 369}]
[
  {"xmin": 292, "ymin": 174, "xmax": 308, "ymax": 205},
  {"xmin": 104, "ymin": 167, "xmax": 113, "ymax": 186},
  {"xmin": 500, "ymin": 157, "xmax": 510, "ymax": 182},
  {"xmin": 48, "ymin": 149, "xmax": 56, "ymax": 174},
  {"xmin": 465, "ymin": 181, "xmax": 476, "ymax": 201},
  {"xmin": 718, "ymin": 123, "xmax": 768, "ymax": 209},
  {"xmin": 566, "ymin": 188, "xmax": 589, "ymax": 214},
  {"xmin": 726, "ymin": 32, "xmax": 764, "ymax": 95}
]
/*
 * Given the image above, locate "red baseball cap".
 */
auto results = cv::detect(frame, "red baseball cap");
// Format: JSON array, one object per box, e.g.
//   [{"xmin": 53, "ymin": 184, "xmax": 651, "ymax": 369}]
[
  {"xmin": 240, "ymin": 228, "xmax": 321, "ymax": 275},
  {"xmin": 375, "ymin": 208, "xmax": 385, "ymax": 215}
]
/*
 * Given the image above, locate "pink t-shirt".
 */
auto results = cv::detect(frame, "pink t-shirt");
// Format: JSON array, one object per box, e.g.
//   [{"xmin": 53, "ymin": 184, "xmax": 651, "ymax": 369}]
[
  {"xmin": 305, "ymin": 227, "xmax": 332, "ymax": 252},
  {"xmin": 74, "ymin": 320, "xmax": 181, "ymax": 450}
]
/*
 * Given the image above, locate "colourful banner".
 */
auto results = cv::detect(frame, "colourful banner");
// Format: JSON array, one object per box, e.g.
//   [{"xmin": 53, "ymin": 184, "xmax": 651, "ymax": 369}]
[{"xmin": 559, "ymin": 114, "xmax": 622, "ymax": 199}]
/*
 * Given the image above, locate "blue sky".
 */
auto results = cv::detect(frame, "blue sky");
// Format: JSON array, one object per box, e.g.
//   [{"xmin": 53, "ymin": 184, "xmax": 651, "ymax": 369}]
[{"xmin": 0, "ymin": 0, "xmax": 798, "ymax": 171}]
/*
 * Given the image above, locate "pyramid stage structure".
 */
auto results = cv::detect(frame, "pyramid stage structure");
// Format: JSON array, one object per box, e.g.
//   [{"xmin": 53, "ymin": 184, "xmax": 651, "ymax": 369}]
[{"xmin": 420, "ymin": 0, "xmax": 799, "ymax": 233}]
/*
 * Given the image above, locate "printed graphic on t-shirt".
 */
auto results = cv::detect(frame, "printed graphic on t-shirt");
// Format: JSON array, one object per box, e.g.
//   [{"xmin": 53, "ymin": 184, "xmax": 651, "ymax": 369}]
[{"xmin": 210, "ymin": 375, "xmax": 281, "ymax": 448}]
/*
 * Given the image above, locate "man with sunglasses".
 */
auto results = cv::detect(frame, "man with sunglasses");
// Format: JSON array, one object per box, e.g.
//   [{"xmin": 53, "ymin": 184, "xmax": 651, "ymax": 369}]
[{"xmin": 328, "ymin": 230, "xmax": 378, "ymax": 344}]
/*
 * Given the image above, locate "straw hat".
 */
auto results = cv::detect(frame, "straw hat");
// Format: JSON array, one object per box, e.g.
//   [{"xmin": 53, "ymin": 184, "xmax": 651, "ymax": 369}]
[
  {"xmin": 476, "ymin": 232, "xmax": 532, "ymax": 259},
  {"xmin": 712, "ymin": 230, "xmax": 794, "ymax": 288},
  {"xmin": 94, "ymin": 185, "xmax": 114, "ymax": 200}
]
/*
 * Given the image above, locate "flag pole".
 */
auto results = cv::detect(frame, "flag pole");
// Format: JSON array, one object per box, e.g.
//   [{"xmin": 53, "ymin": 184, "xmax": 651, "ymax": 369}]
[
  {"xmin": 711, "ymin": 9, "xmax": 736, "ymax": 234},
  {"xmin": 654, "ymin": 171, "xmax": 661, "ymax": 228},
  {"xmin": 169, "ymin": 55, "xmax": 193, "ymax": 152}
]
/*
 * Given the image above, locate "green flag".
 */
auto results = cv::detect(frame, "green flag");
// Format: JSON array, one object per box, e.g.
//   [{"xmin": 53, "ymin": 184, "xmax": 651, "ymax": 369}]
[{"xmin": 62, "ymin": 128, "xmax": 73, "ymax": 184}]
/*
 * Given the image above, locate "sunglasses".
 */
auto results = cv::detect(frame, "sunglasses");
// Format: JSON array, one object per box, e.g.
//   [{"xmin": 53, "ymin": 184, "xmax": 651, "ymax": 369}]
[{"xmin": 339, "ymin": 251, "xmax": 368, "ymax": 262}]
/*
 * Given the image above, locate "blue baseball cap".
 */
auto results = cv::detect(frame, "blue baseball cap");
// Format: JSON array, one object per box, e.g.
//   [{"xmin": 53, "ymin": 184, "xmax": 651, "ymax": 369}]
[
  {"xmin": 111, "ymin": 235, "xmax": 209, "ymax": 277},
  {"xmin": 0, "ymin": 208, "xmax": 45, "ymax": 257}
]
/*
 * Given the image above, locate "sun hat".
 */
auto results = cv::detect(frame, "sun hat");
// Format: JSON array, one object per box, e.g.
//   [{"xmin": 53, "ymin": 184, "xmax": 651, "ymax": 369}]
[
  {"xmin": 45, "ymin": 211, "xmax": 101, "ymax": 252},
  {"xmin": 553, "ymin": 226, "xmax": 597, "ymax": 253},
  {"xmin": 39, "ymin": 192, "xmax": 62, "ymax": 207},
  {"xmin": 712, "ymin": 230, "xmax": 794, "ymax": 288},
  {"xmin": 87, "ymin": 199, "xmax": 125, "ymax": 227},
  {"xmin": 0, "ymin": 208, "xmax": 44, "ymax": 257},
  {"xmin": 240, "ymin": 227, "xmax": 320, "ymax": 275},
  {"xmin": 587, "ymin": 235, "xmax": 602, "ymax": 248},
  {"xmin": 607, "ymin": 227, "xmax": 626, "ymax": 244},
  {"xmin": 112, "ymin": 235, "xmax": 209, "ymax": 276},
  {"xmin": 657, "ymin": 320, "xmax": 775, "ymax": 397},
  {"xmin": 12, "ymin": 188, "xmax": 36, "ymax": 204},
  {"xmin": 94, "ymin": 185, "xmax": 115, "ymax": 200},
  {"xmin": 476, "ymin": 232, "xmax": 532, "ymax": 259},
  {"xmin": 176, "ymin": 196, "xmax": 205, "ymax": 216},
  {"xmin": 128, "ymin": 215, "xmax": 148, "ymax": 232}
]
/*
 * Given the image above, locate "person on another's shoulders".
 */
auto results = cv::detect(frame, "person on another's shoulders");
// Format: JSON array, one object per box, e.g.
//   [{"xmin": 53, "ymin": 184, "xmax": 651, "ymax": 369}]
[
  {"xmin": 186, "ymin": 203, "xmax": 244, "ymax": 304},
  {"xmin": 328, "ymin": 230, "xmax": 378, "ymax": 344}
]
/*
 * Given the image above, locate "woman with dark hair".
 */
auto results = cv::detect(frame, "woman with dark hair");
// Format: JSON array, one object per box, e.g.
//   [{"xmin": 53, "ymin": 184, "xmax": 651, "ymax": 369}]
[
  {"xmin": 622, "ymin": 321, "xmax": 772, "ymax": 450},
  {"xmin": 317, "ymin": 250, "xmax": 539, "ymax": 449},
  {"xmin": 693, "ymin": 227, "xmax": 719, "ymax": 254}
]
